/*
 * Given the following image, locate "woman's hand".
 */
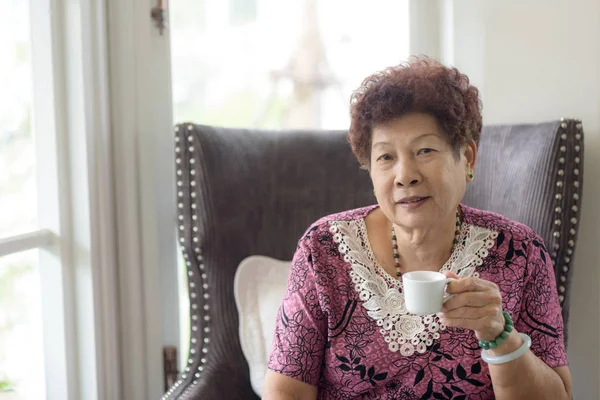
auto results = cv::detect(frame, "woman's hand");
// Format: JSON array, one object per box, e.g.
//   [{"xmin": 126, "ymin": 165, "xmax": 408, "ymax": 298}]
[{"xmin": 439, "ymin": 271, "xmax": 505, "ymax": 341}]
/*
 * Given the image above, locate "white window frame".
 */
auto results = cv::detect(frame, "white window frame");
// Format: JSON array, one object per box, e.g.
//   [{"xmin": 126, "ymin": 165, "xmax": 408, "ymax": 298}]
[
  {"xmin": 0, "ymin": 0, "xmax": 124, "ymax": 398},
  {"xmin": 30, "ymin": 0, "xmax": 178, "ymax": 398},
  {"xmin": 2, "ymin": 0, "xmax": 178, "ymax": 398},
  {"xmin": 0, "ymin": 231, "xmax": 53, "ymax": 257},
  {"xmin": 105, "ymin": 0, "xmax": 178, "ymax": 398}
]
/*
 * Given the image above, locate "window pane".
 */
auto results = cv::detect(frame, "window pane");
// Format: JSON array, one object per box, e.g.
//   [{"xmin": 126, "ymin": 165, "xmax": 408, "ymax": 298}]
[
  {"xmin": 0, "ymin": 250, "xmax": 46, "ymax": 400},
  {"xmin": 170, "ymin": 0, "xmax": 409, "ymax": 130},
  {"xmin": 229, "ymin": 0, "xmax": 257, "ymax": 25},
  {"xmin": 0, "ymin": 0, "xmax": 37, "ymax": 238}
]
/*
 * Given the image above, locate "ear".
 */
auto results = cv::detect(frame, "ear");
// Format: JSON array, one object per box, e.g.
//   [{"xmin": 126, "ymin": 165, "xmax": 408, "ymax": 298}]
[{"xmin": 463, "ymin": 140, "xmax": 478, "ymax": 171}]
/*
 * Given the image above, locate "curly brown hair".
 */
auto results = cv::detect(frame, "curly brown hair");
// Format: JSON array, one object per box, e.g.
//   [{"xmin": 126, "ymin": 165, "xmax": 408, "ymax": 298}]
[{"xmin": 348, "ymin": 56, "xmax": 482, "ymax": 168}]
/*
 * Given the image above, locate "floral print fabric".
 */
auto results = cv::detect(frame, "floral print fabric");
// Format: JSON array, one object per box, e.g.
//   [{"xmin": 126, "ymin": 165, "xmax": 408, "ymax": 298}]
[{"xmin": 268, "ymin": 205, "xmax": 568, "ymax": 399}]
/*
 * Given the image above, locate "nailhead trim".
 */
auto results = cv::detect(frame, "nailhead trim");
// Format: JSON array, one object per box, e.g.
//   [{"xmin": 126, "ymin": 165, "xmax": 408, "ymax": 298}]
[
  {"xmin": 554, "ymin": 119, "xmax": 583, "ymax": 306},
  {"xmin": 162, "ymin": 124, "xmax": 211, "ymax": 400}
]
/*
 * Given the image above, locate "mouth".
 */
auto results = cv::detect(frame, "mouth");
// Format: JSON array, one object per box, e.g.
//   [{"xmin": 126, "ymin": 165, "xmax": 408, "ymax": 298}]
[
  {"xmin": 397, "ymin": 196, "xmax": 430, "ymax": 204},
  {"xmin": 396, "ymin": 196, "xmax": 431, "ymax": 209}
]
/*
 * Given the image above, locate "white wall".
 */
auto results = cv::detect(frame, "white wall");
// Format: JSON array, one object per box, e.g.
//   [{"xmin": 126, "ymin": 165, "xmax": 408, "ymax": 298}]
[{"xmin": 446, "ymin": 1, "xmax": 600, "ymax": 398}]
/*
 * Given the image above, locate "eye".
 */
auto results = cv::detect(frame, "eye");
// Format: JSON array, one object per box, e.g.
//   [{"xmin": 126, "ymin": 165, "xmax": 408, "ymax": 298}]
[
  {"xmin": 376, "ymin": 154, "xmax": 393, "ymax": 162},
  {"xmin": 417, "ymin": 148, "xmax": 435, "ymax": 155}
]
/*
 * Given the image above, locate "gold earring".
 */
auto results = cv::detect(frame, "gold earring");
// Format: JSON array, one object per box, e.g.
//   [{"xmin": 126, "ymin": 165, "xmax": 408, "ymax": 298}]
[{"xmin": 468, "ymin": 172, "xmax": 474, "ymax": 181}]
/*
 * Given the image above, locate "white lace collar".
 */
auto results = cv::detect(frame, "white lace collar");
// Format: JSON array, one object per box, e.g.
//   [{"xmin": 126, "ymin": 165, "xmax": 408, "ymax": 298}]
[{"xmin": 329, "ymin": 218, "xmax": 498, "ymax": 356}]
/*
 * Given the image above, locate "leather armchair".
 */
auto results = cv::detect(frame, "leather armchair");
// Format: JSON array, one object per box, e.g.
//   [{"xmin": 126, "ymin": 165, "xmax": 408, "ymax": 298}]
[{"xmin": 163, "ymin": 119, "xmax": 583, "ymax": 399}]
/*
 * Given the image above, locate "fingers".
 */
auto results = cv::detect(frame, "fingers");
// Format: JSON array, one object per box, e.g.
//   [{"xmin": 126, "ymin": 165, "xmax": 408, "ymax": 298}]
[
  {"xmin": 441, "ymin": 304, "xmax": 500, "ymax": 320},
  {"xmin": 442, "ymin": 291, "xmax": 501, "ymax": 313},
  {"xmin": 446, "ymin": 277, "xmax": 497, "ymax": 295}
]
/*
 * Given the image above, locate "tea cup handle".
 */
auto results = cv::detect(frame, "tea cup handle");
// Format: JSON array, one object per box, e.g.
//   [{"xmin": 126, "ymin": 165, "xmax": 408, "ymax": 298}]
[{"xmin": 443, "ymin": 278, "xmax": 456, "ymax": 302}]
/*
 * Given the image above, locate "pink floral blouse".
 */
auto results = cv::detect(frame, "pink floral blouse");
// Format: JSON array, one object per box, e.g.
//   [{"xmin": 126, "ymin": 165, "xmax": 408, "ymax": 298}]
[{"xmin": 268, "ymin": 204, "xmax": 568, "ymax": 400}]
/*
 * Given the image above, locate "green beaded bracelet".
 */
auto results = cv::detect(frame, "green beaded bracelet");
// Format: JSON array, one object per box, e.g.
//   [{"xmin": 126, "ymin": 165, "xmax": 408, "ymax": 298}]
[{"xmin": 478, "ymin": 311, "xmax": 514, "ymax": 350}]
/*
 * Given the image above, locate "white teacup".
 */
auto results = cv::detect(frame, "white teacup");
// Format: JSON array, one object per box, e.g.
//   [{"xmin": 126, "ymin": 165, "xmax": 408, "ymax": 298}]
[{"xmin": 402, "ymin": 271, "xmax": 455, "ymax": 316}]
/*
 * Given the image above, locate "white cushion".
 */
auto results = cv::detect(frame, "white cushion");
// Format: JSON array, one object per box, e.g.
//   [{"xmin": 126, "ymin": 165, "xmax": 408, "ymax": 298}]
[{"xmin": 234, "ymin": 255, "xmax": 291, "ymax": 396}]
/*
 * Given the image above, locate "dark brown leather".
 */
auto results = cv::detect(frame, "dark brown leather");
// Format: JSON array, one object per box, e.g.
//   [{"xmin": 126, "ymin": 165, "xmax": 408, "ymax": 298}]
[{"xmin": 163, "ymin": 120, "xmax": 583, "ymax": 400}]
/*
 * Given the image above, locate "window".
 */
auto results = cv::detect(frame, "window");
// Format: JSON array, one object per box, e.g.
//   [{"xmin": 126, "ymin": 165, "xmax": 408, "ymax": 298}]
[
  {"xmin": 170, "ymin": 0, "xmax": 410, "ymax": 130},
  {"xmin": 0, "ymin": 0, "xmax": 109, "ymax": 397},
  {"xmin": 0, "ymin": 250, "xmax": 45, "ymax": 399},
  {"xmin": 0, "ymin": 0, "xmax": 37, "ymax": 240},
  {"xmin": 0, "ymin": 3, "xmax": 45, "ymax": 398}
]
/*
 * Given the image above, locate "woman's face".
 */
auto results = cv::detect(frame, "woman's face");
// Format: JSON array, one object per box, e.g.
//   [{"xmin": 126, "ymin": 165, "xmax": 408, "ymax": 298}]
[{"xmin": 369, "ymin": 112, "xmax": 477, "ymax": 230}]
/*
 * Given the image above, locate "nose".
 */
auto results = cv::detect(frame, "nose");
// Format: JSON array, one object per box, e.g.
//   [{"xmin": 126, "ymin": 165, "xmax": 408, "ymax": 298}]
[{"xmin": 394, "ymin": 159, "xmax": 421, "ymax": 187}]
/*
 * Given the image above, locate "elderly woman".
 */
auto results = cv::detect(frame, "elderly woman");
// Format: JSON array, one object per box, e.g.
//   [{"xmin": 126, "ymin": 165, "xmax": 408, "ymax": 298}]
[{"xmin": 263, "ymin": 57, "xmax": 572, "ymax": 400}]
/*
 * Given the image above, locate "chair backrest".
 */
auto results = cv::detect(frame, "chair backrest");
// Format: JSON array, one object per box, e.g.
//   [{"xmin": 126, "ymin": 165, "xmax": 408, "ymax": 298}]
[
  {"xmin": 163, "ymin": 119, "xmax": 583, "ymax": 400},
  {"xmin": 462, "ymin": 119, "xmax": 583, "ymax": 338}
]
